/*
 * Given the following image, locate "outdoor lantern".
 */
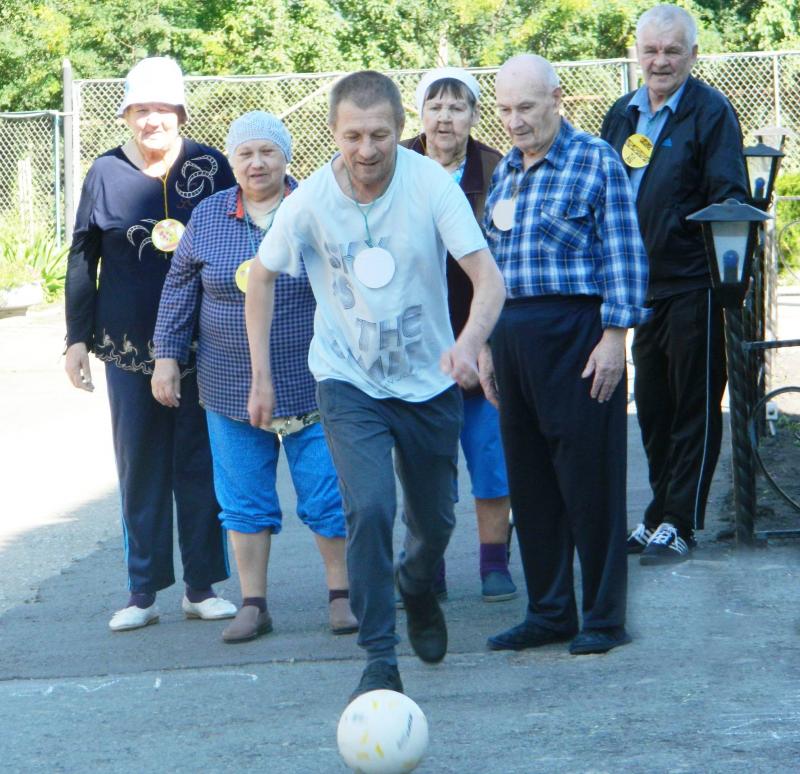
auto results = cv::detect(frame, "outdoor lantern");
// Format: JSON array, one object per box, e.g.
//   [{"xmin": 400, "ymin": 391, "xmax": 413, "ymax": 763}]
[
  {"xmin": 754, "ymin": 125, "xmax": 796, "ymax": 154},
  {"xmin": 687, "ymin": 199, "xmax": 772, "ymax": 308},
  {"xmin": 743, "ymin": 142, "xmax": 784, "ymax": 210}
]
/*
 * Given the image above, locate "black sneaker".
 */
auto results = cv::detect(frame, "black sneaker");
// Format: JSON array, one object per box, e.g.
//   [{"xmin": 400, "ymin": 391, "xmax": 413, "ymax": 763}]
[
  {"xmin": 640, "ymin": 523, "xmax": 691, "ymax": 565},
  {"xmin": 569, "ymin": 626, "xmax": 632, "ymax": 655},
  {"xmin": 396, "ymin": 569, "xmax": 448, "ymax": 663},
  {"xmin": 626, "ymin": 523, "xmax": 653, "ymax": 554},
  {"xmin": 395, "ymin": 577, "xmax": 447, "ymax": 609},
  {"xmin": 348, "ymin": 661, "xmax": 404, "ymax": 704}
]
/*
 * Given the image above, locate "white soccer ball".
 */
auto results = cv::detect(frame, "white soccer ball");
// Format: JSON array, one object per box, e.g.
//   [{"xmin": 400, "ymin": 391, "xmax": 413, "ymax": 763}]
[{"xmin": 337, "ymin": 689, "xmax": 429, "ymax": 773}]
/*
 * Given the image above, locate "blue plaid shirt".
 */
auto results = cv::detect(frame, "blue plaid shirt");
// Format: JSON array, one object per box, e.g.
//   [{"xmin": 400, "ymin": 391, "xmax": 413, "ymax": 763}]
[
  {"xmin": 484, "ymin": 120, "xmax": 651, "ymax": 329},
  {"xmin": 154, "ymin": 180, "xmax": 318, "ymax": 421}
]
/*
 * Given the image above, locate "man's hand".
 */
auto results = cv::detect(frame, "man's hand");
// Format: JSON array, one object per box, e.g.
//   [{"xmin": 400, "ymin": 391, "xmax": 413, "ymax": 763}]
[
  {"xmin": 440, "ymin": 338, "xmax": 480, "ymax": 390},
  {"xmin": 478, "ymin": 345, "xmax": 500, "ymax": 409},
  {"xmin": 248, "ymin": 376, "xmax": 275, "ymax": 430},
  {"xmin": 151, "ymin": 358, "xmax": 181, "ymax": 407},
  {"xmin": 65, "ymin": 342, "xmax": 94, "ymax": 392},
  {"xmin": 581, "ymin": 327, "xmax": 627, "ymax": 403}
]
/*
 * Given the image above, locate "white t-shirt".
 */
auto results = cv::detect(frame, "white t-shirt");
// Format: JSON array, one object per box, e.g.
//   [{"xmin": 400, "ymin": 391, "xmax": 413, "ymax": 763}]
[{"xmin": 258, "ymin": 146, "xmax": 487, "ymax": 401}]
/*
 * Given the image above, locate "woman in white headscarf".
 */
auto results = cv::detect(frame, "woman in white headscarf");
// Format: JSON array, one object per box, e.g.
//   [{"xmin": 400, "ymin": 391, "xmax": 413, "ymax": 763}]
[{"xmin": 402, "ymin": 67, "xmax": 516, "ymax": 603}]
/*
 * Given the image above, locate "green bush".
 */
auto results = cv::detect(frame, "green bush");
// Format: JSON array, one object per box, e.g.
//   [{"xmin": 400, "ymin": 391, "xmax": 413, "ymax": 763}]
[
  {"xmin": 0, "ymin": 219, "xmax": 68, "ymax": 301},
  {"xmin": 775, "ymin": 172, "xmax": 800, "ymax": 279}
]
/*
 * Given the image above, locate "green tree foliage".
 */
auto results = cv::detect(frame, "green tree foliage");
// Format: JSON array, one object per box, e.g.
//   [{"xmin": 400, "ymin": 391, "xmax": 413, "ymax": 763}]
[{"xmin": 0, "ymin": 0, "xmax": 797, "ymax": 112}]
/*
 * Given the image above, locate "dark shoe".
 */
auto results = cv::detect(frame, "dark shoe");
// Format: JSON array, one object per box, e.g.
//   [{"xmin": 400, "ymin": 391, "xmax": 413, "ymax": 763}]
[
  {"xmin": 569, "ymin": 627, "xmax": 632, "ymax": 655},
  {"xmin": 626, "ymin": 523, "xmax": 653, "ymax": 554},
  {"xmin": 487, "ymin": 620, "xmax": 576, "ymax": 651},
  {"xmin": 640, "ymin": 523, "xmax": 691, "ymax": 566},
  {"xmin": 396, "ymin": 569, "xmax": 448, "ymax": 663},
  {"xmin": 329, "ymin": 597, "xmax": 359, "ymax": 635},
  {"xmin": 481, "ymin": 571, "xmax": 517, "ymax": 602},
  {"xmin": 395, "ymin": 578, "xmax": 447, "ymax": 609},
  {"xmin": 222, "ymin": 605, "xmax": 273, "ymax": 643},
  {"xmin": 348, "ymin": 661, "xmax": 404, "ymax": 704}
]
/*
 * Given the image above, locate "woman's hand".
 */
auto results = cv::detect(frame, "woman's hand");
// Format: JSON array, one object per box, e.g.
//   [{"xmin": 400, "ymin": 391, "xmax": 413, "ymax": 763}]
[
  {"xmin": 151, "ymin": 358, "xmax": 181, "ymax": 407},
  {"xmin": 65, "ymin": 343, "xmax": 94, "ymax": 392},
  {"xmin": 248, "ymin": 376, "xmax": 275, "ymax": 430}
]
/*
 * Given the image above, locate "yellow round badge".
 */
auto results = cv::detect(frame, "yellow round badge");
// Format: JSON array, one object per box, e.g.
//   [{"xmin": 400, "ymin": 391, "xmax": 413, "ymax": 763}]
[
  {"xmin": 621, "ymin": 134, "xmax": 654, "ymax": 169},
  {"xmin": 151, "ymin": 218, "xmax": 185, "ymax": 253},
  {"xmin": 235, "ymin": 259, "xmax": 253, "ymax": 293}
]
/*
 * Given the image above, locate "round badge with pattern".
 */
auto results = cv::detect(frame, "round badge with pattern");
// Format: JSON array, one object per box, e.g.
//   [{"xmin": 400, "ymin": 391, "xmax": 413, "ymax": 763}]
[
  {"xmin": 151, "ymin": 218, "xmax": 185, "ymax": 253},
  {"xmin": 621, "ymin": 133, "xmax": 654, "ymax": 168},
  {"xmin": 353, "ymin": 247, "xmax": 396, "ymax": 289},
  {"xmin": 235, "ymin": 259, "xmax": 253, "ymax": 293}
]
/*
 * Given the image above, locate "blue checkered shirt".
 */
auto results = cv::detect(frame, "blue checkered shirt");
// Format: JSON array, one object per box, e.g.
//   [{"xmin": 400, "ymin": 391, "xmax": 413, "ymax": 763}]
[
  {"xmin": 154, "ymin": 180, "xmax": 318, "ymax": 421},
  {"xmin": 484, "ymin": 120, "xmax": 651, "ymax": 328}
]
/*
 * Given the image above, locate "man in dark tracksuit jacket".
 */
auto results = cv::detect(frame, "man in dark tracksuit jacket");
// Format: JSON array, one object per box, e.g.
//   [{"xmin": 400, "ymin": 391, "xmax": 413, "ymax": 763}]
[{"xmin": 600, "ymin": 4, "xmax": 748, "ymax": 564}]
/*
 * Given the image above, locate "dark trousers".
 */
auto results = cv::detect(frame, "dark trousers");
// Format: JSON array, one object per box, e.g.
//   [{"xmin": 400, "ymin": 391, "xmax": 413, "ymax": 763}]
[
  {"xmin": 317, "ymin": 379, "xmax": 461, "ymax": 662},
  {"xmin": 491, "ymin": 297, "xmax": 628, "ymax": 633},
  {"xmin": 105, "ymin": 363, "xmax": 228, "ymax": 593},
  {"xmin": 632, "ymin": 288, "xmax": 726, "ymax": 534}
]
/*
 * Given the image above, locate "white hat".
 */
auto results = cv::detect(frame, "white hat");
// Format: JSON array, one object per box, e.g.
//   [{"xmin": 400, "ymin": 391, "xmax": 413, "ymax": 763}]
[
  {"xmin": 415, "ymin": 67, "xmax": 480, "ymax": 115},
  {"xmin": 117, "ymin": 57, "xmax": 187, "ymax": 120},
  {"xmin": 225, "ymin": 111, "xmax": 292, "ymax": 162}
]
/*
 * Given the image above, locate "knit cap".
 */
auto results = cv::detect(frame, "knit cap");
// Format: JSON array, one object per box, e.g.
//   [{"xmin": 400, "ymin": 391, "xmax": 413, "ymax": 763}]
[{"xmin": 225, "ymin": 111, "xmax": 292, "ymax": 163}]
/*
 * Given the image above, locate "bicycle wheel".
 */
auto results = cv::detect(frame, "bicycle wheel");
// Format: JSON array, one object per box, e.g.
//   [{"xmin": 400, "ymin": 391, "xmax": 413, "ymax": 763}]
[
  {"xmin": 748, "ymin": 386, "xmax": 800, "ymax": 513},
  {"xmin": 777, "ymin": 218, "xmax": 800, "ymax": 283}
]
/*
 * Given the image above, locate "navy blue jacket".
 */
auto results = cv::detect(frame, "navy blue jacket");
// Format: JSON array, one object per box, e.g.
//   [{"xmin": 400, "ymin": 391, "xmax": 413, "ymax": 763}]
[
  {"xmin": 600, "ymin": 76, "xmax": 749, "ymax": 300},
  {"xmin": 66, "ymin": 139, "xmax": 235, "ymax": 373}
]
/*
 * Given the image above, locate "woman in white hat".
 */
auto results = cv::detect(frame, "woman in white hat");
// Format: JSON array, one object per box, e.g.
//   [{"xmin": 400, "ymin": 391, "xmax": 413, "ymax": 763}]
[
  {"xmin": 65, "ymin": 57, "xmax": 237, "ymax": 631},
  {"xmin": 402, "ymin": 67, "xmax": 516, "ymax": 603},
  {"xmin": 151, "ymin": 112, "xmax": 357, "ymax": 642}
]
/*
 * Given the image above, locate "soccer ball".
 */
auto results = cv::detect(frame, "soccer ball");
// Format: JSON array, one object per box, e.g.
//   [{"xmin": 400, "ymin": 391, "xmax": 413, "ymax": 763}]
[{"xmin": 337, "ymin": 689, "xmax": 429, "ymax": 773}]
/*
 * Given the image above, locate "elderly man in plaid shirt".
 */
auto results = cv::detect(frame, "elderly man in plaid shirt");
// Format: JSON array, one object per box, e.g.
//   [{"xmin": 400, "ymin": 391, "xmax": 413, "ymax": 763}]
[{"xmin": 480, "ymin": 54, "xmax": 650, "ymax": 656}]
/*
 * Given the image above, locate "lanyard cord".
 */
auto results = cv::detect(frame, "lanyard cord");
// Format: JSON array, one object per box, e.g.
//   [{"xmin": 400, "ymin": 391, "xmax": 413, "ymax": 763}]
[
  {"xmin": 161, "ymin": 172, "xmax": 170, "ymax": 220},
  {"xmin": 506, "ymin": 169, "xmax": 521, "ymax": 200},
  {"xmin": 243, "ymin": 192, "xmax": 283, "ymax": 257},
  {"xmin": 343, "ymin": 163, "xmax": 380, "ymax": 248}
]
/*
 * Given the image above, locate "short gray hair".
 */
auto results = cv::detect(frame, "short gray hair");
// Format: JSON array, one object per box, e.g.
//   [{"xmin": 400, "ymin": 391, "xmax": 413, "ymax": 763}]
[
  {"xmin": 497, "ymin": 54, "xmax": 560, "ymax": 93},
  {"xmin": 637, "ymin": 4, "xmax": 698, "ymax": 48},
  {"xmin": 328, "ymin": 71, "xmax": 405, "ymax": 129}
]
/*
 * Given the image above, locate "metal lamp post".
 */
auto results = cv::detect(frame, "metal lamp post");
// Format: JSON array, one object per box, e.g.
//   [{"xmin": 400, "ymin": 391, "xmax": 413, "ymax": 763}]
[
  {"xmin": 742, "ymin": 143, "xmax": 784, "ymax": 434},
  {"xmin": 744, "ymin": 143, "xmax": 784, "ymax": 210},
  {"xmin": 753, "ymin": 125, "xmax": 796, "ymax": 155},
  {"xmin": 687, "ymin": 200, "xmax": 772, "ymax": 544}
]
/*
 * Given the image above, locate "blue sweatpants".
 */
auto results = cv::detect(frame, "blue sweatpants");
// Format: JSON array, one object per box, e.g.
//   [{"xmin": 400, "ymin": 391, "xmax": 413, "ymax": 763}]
[
  {"xmin": 205, "ymin": 410, "xmax": 345, "ymax": 538},
  {"xmin": 105, "ymin": 363, "xmax": 229, "ymax": 593}
]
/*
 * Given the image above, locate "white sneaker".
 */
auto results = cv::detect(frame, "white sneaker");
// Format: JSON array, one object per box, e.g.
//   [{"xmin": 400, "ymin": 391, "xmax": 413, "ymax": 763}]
[
  {"xmin": 109, "ymin": 604, "xmax": 160, "ymax": 631},
  {"xmin": 182, "ymin": 595, "xmax": 237, "ymax": 620}
]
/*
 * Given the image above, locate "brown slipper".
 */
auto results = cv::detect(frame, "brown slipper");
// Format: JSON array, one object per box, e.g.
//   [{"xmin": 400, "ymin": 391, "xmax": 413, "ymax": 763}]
[
  {"xmin": 222, "ymin": 605, "xmax": 273, "ymax": 643},
  {"xmin": 329, "ymin": 596, "xmax": 359, "ymax": 635}
]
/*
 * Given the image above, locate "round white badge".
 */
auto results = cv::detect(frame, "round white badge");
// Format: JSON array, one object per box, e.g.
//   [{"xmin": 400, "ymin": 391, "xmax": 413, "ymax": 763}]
[
  {"xmin": 353, "ymin": 247, "xmax": 396, "ymax": 289},
  {"xmin": 492, "ymin": 198, "xmax": 516, "ymax": 231},
  {"xmin": 151, "ymin": 218, "xmax": 185, "ymax": 252}
]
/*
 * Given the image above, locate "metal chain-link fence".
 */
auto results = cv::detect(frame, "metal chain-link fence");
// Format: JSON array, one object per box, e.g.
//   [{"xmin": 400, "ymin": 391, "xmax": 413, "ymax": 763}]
[
  {"xmin": 0, "ymin": 112, "xmax": 62, "ymax": 243},
  {"xmin": 70, "ymin": 60, "xmax": 632, "ymax": 186},
  {"xmin": 2, "ymin": 51, "xmax": 799, "ymax": 250},
  {"xmin": 71, "ymin": 51, "xmax": 800, "ymax": 193}
]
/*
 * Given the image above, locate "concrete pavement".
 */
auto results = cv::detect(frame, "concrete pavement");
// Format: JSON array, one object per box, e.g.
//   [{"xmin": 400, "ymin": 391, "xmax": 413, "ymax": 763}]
[{"xmin": 1, "ymin": 300, "xmax": 799, "ymax": 773}]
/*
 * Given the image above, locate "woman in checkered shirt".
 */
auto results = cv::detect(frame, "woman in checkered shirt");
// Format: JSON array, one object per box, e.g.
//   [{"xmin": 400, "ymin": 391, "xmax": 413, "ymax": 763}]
[{"xmin": 152, "ymin": 112, "xmax": 356, "ymax": 643}]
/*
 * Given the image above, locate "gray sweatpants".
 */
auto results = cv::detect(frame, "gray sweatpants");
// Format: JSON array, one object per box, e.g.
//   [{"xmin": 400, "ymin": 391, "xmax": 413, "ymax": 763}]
[{"xmin": 316, "ymin": 379, "xmax": 461, "ymax": 663}]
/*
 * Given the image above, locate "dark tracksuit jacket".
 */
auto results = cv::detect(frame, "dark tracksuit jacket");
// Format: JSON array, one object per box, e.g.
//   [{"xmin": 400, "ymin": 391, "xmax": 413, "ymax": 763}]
[{"xmin": 601, "ymin": 76, "xmax": 749, "ymax": 532}]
